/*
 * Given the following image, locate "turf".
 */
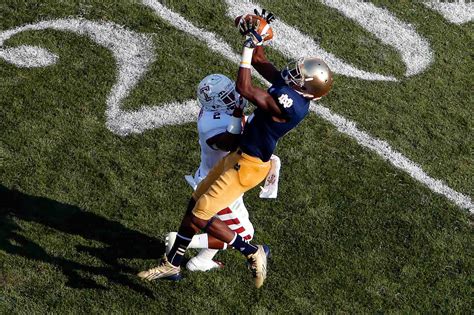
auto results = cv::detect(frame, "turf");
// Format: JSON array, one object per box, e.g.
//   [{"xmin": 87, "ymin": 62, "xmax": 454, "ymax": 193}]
[{"xmin": 1, "ymin": 0, "xmax": 473, "ymax": 313}]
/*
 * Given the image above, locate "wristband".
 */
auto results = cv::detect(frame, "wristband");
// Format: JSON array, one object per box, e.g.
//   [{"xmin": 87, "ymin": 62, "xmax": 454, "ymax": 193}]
[
  {"xmin": 226, "ymin": 116, "xmax": 243, "ymax": 134},
  {"xmin": 240, "ymin": 46, "xmax": 254, "ymax": 69}
]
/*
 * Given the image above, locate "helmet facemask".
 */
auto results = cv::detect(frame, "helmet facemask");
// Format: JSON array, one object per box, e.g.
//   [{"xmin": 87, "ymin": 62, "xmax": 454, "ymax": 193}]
[
  {"xmin": 218, "ymin": 87, "xmax": 238, "ymax": 114},
  {"xmin": 283, "ymin": 58, "xmax": 305, "ymax": 90},
  {"xmin": 283, "ymin": 57, "xmax": 333, "ymax": 99}
]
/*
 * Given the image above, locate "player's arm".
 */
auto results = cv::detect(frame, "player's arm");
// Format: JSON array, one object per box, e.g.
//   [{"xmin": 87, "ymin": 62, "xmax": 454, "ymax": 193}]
[
  {"xmin": 251, "ymin": 46, "xmax": 280, "ymax": 84},
  {"xmin": 237, "ymin": 12, "xmax": 286, "ymax": 120},
  {"xmin": 236, "ymin": 50, "xmax": 285, "ymax": 119},
  {"xmin": 206, "ymin": 132, "xmax": 240, "ymax": 152},
  {"xmin": 236, "ymin": 66, "xmax": 282, "ymax": 117},
  {"xmin": 205, "ymin": 106, "xmax": 244, "ymax": 152},
  {"xmin": 239, "ymin": 9, "xmax": 279, "ymax": 84}
]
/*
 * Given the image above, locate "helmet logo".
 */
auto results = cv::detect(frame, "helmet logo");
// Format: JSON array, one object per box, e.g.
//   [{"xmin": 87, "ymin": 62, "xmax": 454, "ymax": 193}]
[{"xmin": 197, "ymin": 74, "xmax": 242, "ymax": 113}]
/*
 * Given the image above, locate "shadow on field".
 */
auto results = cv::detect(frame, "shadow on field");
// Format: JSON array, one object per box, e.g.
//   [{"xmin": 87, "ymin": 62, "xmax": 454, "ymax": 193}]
[{"xmin": 0, "ymin": 184, "xmax": 164, "ymax": 296}]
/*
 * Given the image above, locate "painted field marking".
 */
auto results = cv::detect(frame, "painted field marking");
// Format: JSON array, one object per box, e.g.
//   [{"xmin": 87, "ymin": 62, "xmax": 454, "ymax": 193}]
[
  {"xmin": 141, "ymin": 0, "xmax": 268, "ymax": 85},
  {"xmin": 0, "ymin": 18, "xmax": 166, "ymax": 136},
  {"xmin": 0, "ymin": 45, "xmax": 58, "ymax": 67},
  {"xmin": 0, "ymin": 4, "xmax": 471, "ymax": 212},
  {"xmin": 225, "ymin": 0, "xmax": 433, "ymax": 79},
  {"xmin": 311, "ymin": 104, "xmax": 474, "ymax": 212},
  {"xmin": 424, "ymin": 0, "xmax": 474, "ymax": 24},
  {"xmin": 320, "ymin": 0, "xmax": 433, "ymax": 77},
  {"xmin": 143, "ymin": 0, "xmax": 473, "ymax": 212}
]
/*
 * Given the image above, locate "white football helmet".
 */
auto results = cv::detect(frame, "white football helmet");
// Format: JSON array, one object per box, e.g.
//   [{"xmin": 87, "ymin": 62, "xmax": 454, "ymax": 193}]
[{"xmin": 197, "ymin": 74, "xmax": 247, "ymax": 114}]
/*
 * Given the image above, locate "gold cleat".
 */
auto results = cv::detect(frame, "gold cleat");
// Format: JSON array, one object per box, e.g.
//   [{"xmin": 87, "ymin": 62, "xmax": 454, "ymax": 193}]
[
  {"xmin": 247, "ymin": 245, "xmax": 270, "ymax": 288},
  {"xmin": 137, "ymin": 255, "xmax": 182, "ymax": 281}
]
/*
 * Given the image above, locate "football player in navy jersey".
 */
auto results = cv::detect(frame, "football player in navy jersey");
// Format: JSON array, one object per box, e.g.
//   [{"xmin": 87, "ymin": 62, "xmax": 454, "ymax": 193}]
[{"xmin": 138, "ymin": 9, "xmax": 333, "ymax": 288}]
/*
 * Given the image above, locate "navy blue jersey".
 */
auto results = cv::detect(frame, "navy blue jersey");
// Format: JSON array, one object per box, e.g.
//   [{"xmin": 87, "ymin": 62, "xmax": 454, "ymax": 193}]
[{"xmin": 239, "ymin": 76, "xmax": 310, "ymax": 162}]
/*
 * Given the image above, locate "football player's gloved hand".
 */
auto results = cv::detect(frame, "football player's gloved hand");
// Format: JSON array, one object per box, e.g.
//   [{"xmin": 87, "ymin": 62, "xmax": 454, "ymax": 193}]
[
  {"xmin": 239, "ymin": 16, "xmax": 264, "ymax": 48},
  {"xmin": 238, "ymin": 15, "xmax": 260, "ymax": 35},
  {"xmin": 253, "ymin": 8, "xmax": 275, "ymax": 24},
  {"xmin": 243, "ymin": 37, "xmax": 258, "ymax": 48}
]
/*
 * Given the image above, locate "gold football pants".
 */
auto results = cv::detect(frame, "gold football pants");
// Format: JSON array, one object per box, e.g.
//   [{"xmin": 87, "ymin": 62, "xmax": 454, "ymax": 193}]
[{"xmin": 192, "ymin": 150, "xmax": 271, "ymax": 220}]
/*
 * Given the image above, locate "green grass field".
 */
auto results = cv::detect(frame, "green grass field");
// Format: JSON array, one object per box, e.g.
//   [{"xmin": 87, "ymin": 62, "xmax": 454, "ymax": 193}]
[{"xmin": 1, "ymin": 0, "xmax": 473, "ymax": 313}]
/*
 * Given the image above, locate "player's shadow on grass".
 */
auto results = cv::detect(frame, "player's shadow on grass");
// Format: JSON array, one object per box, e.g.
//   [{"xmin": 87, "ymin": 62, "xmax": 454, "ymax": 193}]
[{"xmin": 0, "ymin": 184, "xmax": 164, "ymax": 296}]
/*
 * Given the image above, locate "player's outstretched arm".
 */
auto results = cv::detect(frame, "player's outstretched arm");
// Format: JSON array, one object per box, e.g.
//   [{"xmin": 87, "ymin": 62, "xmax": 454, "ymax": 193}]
[
  {"xmin": 236, "ymin": 67, "xmax": 280, "ymax": 116},
  {"xmin": 236, "ymin": 46, "xmax": 285, "ymax": 120},
  {"xmin": 239, "ymin": 9, "xmax": 279, "ymax": 83},
  {"xmin": 252, "ymin": 46, "xmax": 280, "ymax": 84}
]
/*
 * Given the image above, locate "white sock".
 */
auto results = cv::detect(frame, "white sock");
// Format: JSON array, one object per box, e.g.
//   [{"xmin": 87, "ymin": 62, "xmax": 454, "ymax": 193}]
[
  {"xmin": 187, "ymin": 233, "xmax": 209, "ymax": 249},
  {"xmin": 195, "ymin": 248, "xmax": 219, "ymax": 261}
]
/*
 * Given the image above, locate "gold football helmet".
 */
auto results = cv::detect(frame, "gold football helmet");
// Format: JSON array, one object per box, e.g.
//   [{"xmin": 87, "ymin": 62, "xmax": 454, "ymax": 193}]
[{"xmin": 283, "ymin": 57, "xmax": 333, "ymax": 99}]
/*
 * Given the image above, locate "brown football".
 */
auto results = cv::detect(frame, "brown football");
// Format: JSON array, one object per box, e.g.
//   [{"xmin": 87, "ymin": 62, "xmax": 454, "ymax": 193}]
[{"xmin": 234, "ymin": 14, "xmax": 273, "ymax": 42}]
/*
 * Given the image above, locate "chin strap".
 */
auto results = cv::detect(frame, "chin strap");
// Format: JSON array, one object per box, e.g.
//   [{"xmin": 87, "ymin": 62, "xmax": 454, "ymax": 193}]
[{"xmin": 293, "ymin": 89, "xmax": 314, "ymax": 99}]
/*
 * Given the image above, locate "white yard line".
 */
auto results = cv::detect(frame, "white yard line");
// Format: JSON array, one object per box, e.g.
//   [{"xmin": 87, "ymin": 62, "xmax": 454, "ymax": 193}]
[
  {"xmin": 141, "ymin": 0, "xmax": 268, "ymax": 84},
  {"xmin": 143, "ymin": 0, "xmax": 472, "ymax": 212},
  {"xmin": 321, "ymin": 0, "xmax": 433, "ymax": 77},
  {"xmin": 0, "ymin": 3, "xmax": 471, "ymax": 212},
  {"xmin": 224, "ymin": 0, "xmax": 397, "ymax": 81},
  {"xmin": 424, "ymin": 0, "xmax": 474, "ymax": 25},
  {"xmin": 311, "ymin": 104, "xmax": 473, "ymax": 212}
]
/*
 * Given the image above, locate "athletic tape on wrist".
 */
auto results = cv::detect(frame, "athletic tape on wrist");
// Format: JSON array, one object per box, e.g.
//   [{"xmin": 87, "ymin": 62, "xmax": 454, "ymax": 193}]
[{"xmin": 240, "ymin": 46, "xmax": 254, "ymax": 68}]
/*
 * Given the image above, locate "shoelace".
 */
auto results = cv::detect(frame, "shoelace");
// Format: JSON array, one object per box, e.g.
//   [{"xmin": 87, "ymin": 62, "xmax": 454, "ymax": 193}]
[{"xmin": 248, "ymin": 256, "xmax": 258, "ymax": 276}]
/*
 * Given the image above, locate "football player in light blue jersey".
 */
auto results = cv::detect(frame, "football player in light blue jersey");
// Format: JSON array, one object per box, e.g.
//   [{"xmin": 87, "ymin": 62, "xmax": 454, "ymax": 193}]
[{"xmin": 138, "ymin": 9, "xmax": 333, "ymax": 288}]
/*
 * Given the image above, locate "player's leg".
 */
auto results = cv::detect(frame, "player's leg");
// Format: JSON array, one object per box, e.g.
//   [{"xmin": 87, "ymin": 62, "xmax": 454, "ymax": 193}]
[
  {"xmin": 191, "ymin": 152, "xmax": 270, "ymax": 249},
  {"xmin": 165, "ymin": 232, "xmax": 224, "ymax": 253},
  {"xmin": 137, "ymin": 155, "xmax": 229, "ymax": 281},
  {"xmin": 163, "ymin": 153, "xmax": 239, "ymax": 269},
  {"xmin": 164, "ymin": 231, "xmax": 225, "ymax": 272},
  {"xmin": 186, "ymin": 197, "xmax": 253, "ymax": 272},
  {"xmin": 227, "ymin": 196, "xmax": 254, "ymax": 241},
  {"xmin": 165, "ymin": 231, "xmax": 228, "ymax": 253},
  {"xmin": 139, "ymin": 152, "xmax": 270, "ymax": 285},
  {"xmin": 165, "ymin": 151, "xmax": 267, "ymax": 269},
  {"xmin": 186, "ymin": 249, "xmax": 224, "ymax": 271},
  {"xmin": 190, "ymin": 152, "xmax": 271, "ymax": 287},
  {"xmin": 137, "ymin": 198, "xmax": 203, "ymax": 281}
]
